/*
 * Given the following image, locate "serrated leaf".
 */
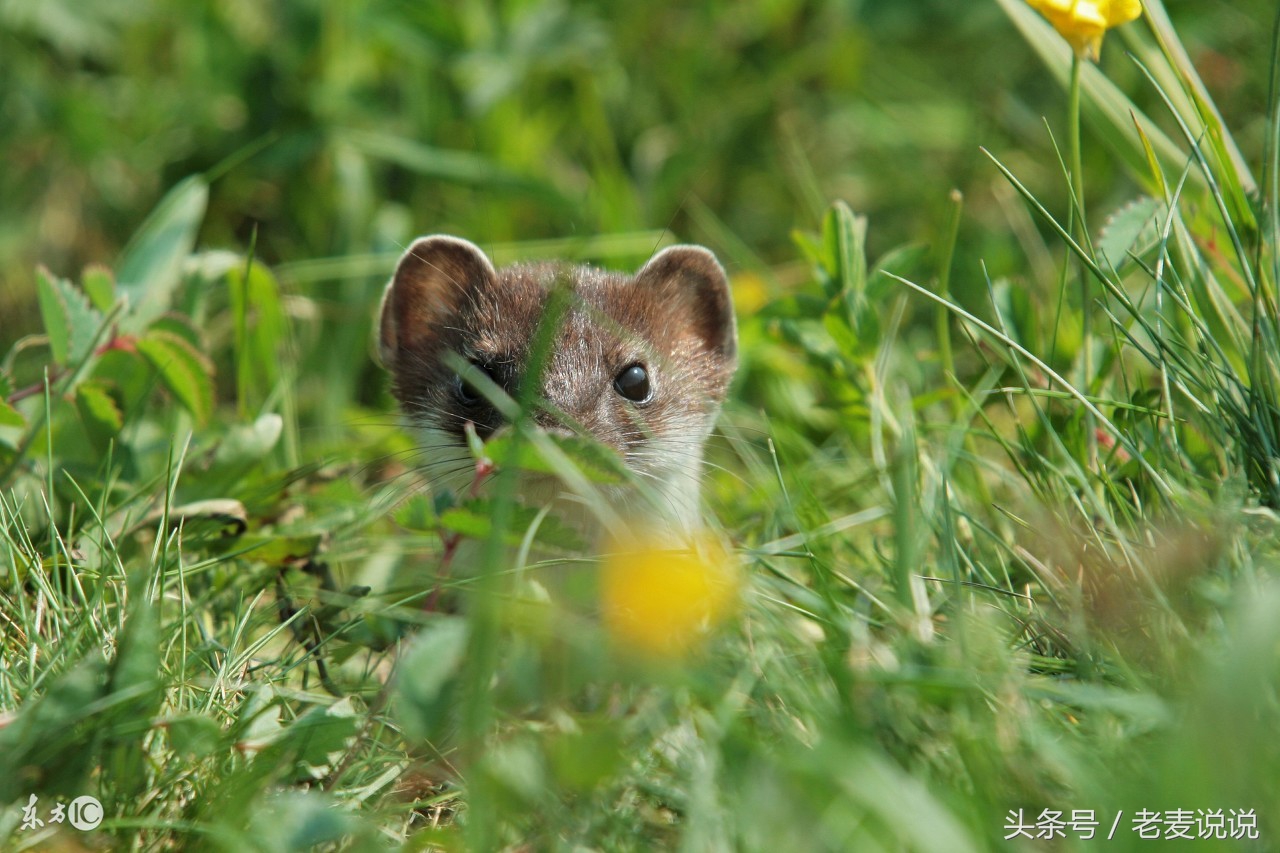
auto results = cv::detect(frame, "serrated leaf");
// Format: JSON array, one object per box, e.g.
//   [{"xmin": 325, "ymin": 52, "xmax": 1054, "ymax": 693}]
[
  {"xmin": 148, "ymin": 313, "xmax": 203, "ymax": 349},
  {"xmin": 116, "ymin": 175, "xmax": 209, "ymax": 329},
  {"xmin": 1098, "ymin": 197, "xmax": 1164, "ymax": 270},
  {"xmin": 438, "ymin": 505, "xmax": 507, "ymax": 542},
  {"xmin": 136, "ymin": 329, "xmax": 215, "ymax": 424},
  {"xmin": 81, "ymin": 264, "xmax": 116, "ymax": 312},
  {"xmin": 75, "ymin": 380, "xmax": 124, "ymax": 447},
  {"xmin": 36, "ymin": 267, "xmax": 71, "ymax": 364},
  {"xmin": 37, "ymin": 267, "xmax": 103, "ymax": 365}
]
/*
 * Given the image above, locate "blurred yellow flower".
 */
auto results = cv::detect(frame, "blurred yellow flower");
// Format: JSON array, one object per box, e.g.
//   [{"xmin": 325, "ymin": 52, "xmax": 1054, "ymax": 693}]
[
  {"xmin": 600, "ymin": 532, "xmax": 740, "ymax": 659},
  {"xmin": 1025, "ymin": 0, "xmax": 1142, "ymax": 60},
  {"xmin": 731, "ymin": 271, "xmax": 770, "ymax": 315}
]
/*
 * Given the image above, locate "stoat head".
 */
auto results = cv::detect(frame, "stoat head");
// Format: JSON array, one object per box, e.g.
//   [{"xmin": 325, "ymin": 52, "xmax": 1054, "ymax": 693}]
[{"xmin": 378, "ymin": 235, "xmax": 737, "ymax": 522}]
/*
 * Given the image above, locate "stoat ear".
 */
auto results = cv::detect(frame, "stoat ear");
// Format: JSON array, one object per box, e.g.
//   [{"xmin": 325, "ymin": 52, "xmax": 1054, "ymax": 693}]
[
  {"xmin": 378, "ymin": 236, "xmax": 496, "ymax": 367},
  {"xmin": 635, "ymin": 245, "xmax": 737, "ymax": 363}
]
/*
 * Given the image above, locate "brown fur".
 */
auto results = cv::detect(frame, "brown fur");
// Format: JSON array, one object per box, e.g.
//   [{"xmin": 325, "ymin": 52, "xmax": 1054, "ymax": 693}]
[{"xmin": 379, "ymin": 237, "xmax": 736, "ymax": 472}]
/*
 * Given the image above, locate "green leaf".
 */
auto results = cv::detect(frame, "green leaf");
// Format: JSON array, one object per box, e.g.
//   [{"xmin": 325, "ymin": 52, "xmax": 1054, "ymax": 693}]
[
  {"xmin": 247, "ymin": 791, "xmax": 360, "ymax": 850},
  {"xmin": 481, "ymin": 433, "xmax": 626, "ymax": 484},
  {"xmin": 790, "ymin": 228, "xmax": 825, "ymax": 270},
  {"xmin": 439, "ymin": 501, "xmax": 586, "ymax": 551},
  {"xmin": 819, "ymin": 202, "xmax": 879, "ymax": 357},
  {"xmin": 115, "ymin": 175, "xmax": 209, "ymax": 329},
  {"xmin": 394, "ymin": 618, "xmax": 469, "ymax": 740},
  {"xmin": 235, "ymin": 534, "xmax": 323, "ymax": 566},
  {"xmin": 36, "ymin": 266, "xmax": 71, "ymax": 364},
  {"xmin": 36, "ymin": 266, "xmax": 103, "ymax": 366},
  {"xmin": 237, "ymin": 696, "xmax": 285, "ymax": 753},
  {"xmin": 824, "ymin": 201, "xmax": 868, "ymax": 306},
  {"xmin": 81, "ymin": 264, "xmax": 117, "ymax": 312},
  {"xmin": 547, "ymin": 724, "xmax": 626, "ymax": 794},
  {"xmin": 0, "ymin": 373, "xmax": 22, "ymax": 430},
  {"xmin": 0, "ymin": 655, "xmax": 108, "ymax": 801},
  {"xmin": 0, "ymin": 399, "xmax": 22, "ymax": 430},
  {"xmin": 143, "ymin": 499, "xmax": 249, "ymax": 542},
  {"xmin": 107, "ymin": 596, "xmax": 161, "ymax": 705},
  {"xmin": 165, "ymin": 715, "xmax": 224, "ymax": 759},
  {"xmin": 75, "ymin": 379, "xmax": 124, "ymax": 447},
  {"xmin": 148, "ymin": 312, "xmax": 204, "ymax": 350},
  {"xmin": 824, "ymin": 306, "xmax": 865, "ymax": 358},
  {"xmin": 1097, "ymin": 196, "xmax": 1164, "ymax": 270},
  {"xmin": 227, "ymin": 260, "xmax": 288, "ymax": 413},
  {"xmin": 213, "ymin": 413, "xmax": 284, "ymax": 468},
  {"xmin": 280, "ymin": 697, "xmax": 360, "ymax": 779},
  {"xmin": 136, "ymin": 329, "xmax": 216, "ymax": 424},
  {"xmin": 869, "ymin": 242, "xmax": 928, "ymax": 300}
]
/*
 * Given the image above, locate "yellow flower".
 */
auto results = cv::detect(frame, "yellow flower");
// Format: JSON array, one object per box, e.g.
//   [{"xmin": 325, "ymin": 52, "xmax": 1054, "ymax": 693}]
[
  {"xmin": 731, "ymin": 271, "xmax": 770, "ymax": 315},
  {"xmin": 1025, "ymin": 0, "xmax": 1143, "ymax": 60},
  {"xmin": 600, "ymin": 531, "xmax": 740, "ymax": 659}
]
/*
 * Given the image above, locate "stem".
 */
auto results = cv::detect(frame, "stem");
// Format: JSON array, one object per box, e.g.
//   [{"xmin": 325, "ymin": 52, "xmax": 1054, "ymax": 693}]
[
  {"xmin": 936, "ymin": 188, "xmax": 964, "ymax": 393},
  {"xmin": 1068, "ymin": 53, "xmax": 1098, "ymax": 472}
]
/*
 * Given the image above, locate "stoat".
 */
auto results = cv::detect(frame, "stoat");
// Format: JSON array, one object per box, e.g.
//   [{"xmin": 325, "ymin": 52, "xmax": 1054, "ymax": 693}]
[{"xmin": 378, "ymin": 235, "xmax": 737, "ymax": 538}]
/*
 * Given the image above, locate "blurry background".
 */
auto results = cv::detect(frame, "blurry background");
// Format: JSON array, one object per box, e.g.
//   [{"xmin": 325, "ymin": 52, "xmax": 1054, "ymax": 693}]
[{"xmin": 0, "ymin": 0, "xmax": 1268, "ymax": 382}]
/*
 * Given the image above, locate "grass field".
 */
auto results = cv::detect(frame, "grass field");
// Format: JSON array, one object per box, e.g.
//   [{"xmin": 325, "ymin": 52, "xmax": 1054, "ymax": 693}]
[{"xmin": 2, "ymin": 0, "xmax": 1279, "ymax": 850}]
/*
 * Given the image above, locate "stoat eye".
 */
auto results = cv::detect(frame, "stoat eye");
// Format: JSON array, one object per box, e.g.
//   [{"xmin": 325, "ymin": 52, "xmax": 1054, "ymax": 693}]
[
  {"xmin": 613, "ymin": 363, "xmax": 651, "ymax": 403},
  {"xmin": 456, "ymin": 360, "xmax": 496, "ymax": 406}
]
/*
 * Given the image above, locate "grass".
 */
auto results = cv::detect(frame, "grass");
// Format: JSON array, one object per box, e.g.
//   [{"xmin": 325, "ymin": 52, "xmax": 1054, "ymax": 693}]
[{"xmin": 2, "ymin": 0, "xmax": 1280, "ymax": 850}]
